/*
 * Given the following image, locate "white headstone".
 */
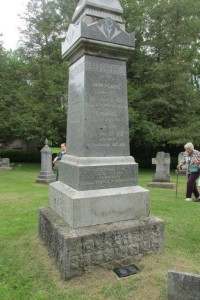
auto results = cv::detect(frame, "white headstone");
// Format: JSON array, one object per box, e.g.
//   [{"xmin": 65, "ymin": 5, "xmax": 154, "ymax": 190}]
[
  {"xmin": 0, "ymin": 158, "xmax": 12, "ymax": 170},
  {"xmin": 152, "ymin": 152, "xmax": 170, "ymax": 182},
  {"xmin": 178, "ymin": 152, "xmax": 187, "ymax": 174}
]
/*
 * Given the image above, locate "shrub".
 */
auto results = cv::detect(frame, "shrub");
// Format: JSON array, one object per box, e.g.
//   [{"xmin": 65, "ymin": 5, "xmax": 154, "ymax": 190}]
[{"xmin": 0, "ymin": 150, "xmax": 41, "ymax": 163}]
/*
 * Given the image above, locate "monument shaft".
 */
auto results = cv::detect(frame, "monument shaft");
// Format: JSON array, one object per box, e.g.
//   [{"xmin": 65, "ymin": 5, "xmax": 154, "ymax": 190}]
[{"xmin": 67, "ymin": 55, "xmax": 129, "ymax": 157}]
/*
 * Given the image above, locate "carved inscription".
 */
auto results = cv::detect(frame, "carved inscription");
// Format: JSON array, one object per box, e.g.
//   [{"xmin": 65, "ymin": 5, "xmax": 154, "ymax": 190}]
[
  {"xmin": 80, "ymin": 165, "xmax": 135, "ymax": 188},
  {"xmin": 51, "ymin": 193, "xmax": 65, "ymax": 213},
  {"xmin": 85, "ymin": 58, "xmax": 129, "ymax": 153},
  {"xmin": 86, "ymin": 60, "xmax": 126, "ymax": 75},
  {"xmin": 66, "ymin": 56, "xmax": 129, "ymax": 155}
]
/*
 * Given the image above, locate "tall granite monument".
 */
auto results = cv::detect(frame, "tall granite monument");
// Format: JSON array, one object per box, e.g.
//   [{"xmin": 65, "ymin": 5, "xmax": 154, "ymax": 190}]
[{"xmin": 39, "ymin": 0, "xmax": 164, "ymax": 280}]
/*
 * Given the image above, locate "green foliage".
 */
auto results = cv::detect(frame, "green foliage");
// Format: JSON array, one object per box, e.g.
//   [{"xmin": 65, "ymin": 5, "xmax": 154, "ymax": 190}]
[
  {"xmin": 122, "ymin": 0, "xmax": 200, "ymax": 151},
  {"xmin": 0, "ymin": 0, "xmax": 75, "ymax": 145}
]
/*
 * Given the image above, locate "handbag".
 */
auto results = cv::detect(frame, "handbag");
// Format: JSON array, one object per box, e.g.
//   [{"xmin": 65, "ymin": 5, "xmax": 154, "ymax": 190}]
[{"xmin": 188, "ymin": 166, "xmax": 199, "ymax": 173}]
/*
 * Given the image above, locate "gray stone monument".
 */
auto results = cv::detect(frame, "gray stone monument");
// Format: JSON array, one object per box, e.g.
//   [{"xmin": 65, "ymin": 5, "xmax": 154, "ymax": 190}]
[
  {"xmin": 178, "ymin": 152, "xmax": 187, "ymax": 175},
  {"xmin": 0, "ymin": 158, "xmax": 12, "ymax": 171},
  {"xmin": 36, "ymin": 139, "xmax": 56, "ymax": 184},
  {"xmin": 168, "ymin": 270, "xmax": 200, "ymax": 300},
  {"xmin": 147, "ymin": 152, "xmax": 176, "ymax": 189},
  {"xmin": 39, "ymin": 0, "xmax": 164, "ymax": 280}
]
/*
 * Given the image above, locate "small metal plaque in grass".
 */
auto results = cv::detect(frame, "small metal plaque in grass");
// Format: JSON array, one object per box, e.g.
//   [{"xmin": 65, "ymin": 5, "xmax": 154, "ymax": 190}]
[{"xmin": 113, "ymin": 264, "xmax": 140, "ymax": 278}]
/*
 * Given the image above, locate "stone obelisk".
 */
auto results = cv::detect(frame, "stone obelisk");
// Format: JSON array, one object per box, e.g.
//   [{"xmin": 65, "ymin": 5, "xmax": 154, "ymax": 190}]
[{"xmin": 39, "ymin": 0, "xmax": 164, "ymax": 280}]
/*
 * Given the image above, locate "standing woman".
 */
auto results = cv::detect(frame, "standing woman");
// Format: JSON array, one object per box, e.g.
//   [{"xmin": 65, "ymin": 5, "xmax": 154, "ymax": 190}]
[
  {"xmin": 177, "ymin": 142, "xmax": 200, "ymax": 202},
  {"xmin": 53, "ymin": 143, "xmax": 67, "ymax": 180},
  {"xmin": 53, "ymin": 143, "xmax": 67, "ymax": 164}
]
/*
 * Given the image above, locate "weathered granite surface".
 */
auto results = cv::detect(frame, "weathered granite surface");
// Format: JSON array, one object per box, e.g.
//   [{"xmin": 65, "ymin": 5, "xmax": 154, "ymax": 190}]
[
  {"xmin": 66, "ymin": 55, "xmax": 130, "ymax": 157},
  {"xmin": 59, "ymin": 156, "xmax": 138, "ymax": 190},
  {"xmin": 168, "ymin": 270, "xmax": 200, "ymax": 300},
  {"xmin": 39, "ymin": 206, "xmax": 164, "ymax": 280},
  {"xmin": 152, "ymin": 152, "xmax": 171, "ymax": 182},
  {"xmin": 49, "ymin": 182, "xmax": 150, "ymax": 228},
  {"xmin": 36, "ymin": 143, "xmax": 56, "ymax": 184},
  {"xmin": 72, "ymin": 0, "xmax": 124, "ymax": 25},
  {"xmin": 0, "ymin": 158, "xmax": 12, "ymax": 171}
]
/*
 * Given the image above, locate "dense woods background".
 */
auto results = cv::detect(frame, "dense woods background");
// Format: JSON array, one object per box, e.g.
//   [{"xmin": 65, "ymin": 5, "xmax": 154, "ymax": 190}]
[{"xmin": 0, "ymin": 0, "xmax": 199, "ymax": 164}]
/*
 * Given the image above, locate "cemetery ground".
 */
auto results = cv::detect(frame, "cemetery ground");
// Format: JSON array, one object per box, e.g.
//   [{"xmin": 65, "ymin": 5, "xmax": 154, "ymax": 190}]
[{"xmin": 1, "ymin": 164, "xmax": 200, "ymax": 300}]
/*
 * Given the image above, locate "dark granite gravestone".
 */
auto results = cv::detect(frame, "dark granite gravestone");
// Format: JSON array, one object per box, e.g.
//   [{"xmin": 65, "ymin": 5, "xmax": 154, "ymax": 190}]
[
  {"xmin": 168, "ymin": 270, "xmax": 200, "ymax": 300},
  {"xmin": 39, "ymin": 0, "xmax": 164, "ymax": 280}
]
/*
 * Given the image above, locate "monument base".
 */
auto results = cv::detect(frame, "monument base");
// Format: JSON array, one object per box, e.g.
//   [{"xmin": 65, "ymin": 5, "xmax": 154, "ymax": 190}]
[
  {"xmin": 36, "ymin": 171, "xmax": 56, "ymax": 185},
  {"xmin": 49, "ymin": 182, "xmax": 150, "ymax": 228},
  {"xmin": 147, "ymin": 182, "xmax": 176, "ymax": 189},
  {"xmin": 0, "ymin": 167, "xmax": 12, "ymax": 171},
  {"xmin": 39, "ymin": 206, "xmax": 164, "ymax": 280},
  {"xmin": 36, "ymin": 177, "xmax": 56, "ymax": 185}
]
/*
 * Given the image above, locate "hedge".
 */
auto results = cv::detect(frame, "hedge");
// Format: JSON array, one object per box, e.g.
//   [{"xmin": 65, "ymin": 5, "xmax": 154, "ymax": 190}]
[{"xmin": 0, "ymin": 150, "xmax": 41, "ymax": 163}]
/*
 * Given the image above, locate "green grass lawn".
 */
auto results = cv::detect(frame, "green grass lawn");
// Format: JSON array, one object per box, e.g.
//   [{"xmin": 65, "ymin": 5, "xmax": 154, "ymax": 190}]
[{"xmin": 1, "ymin": 164, "xmax": 200, "ymax": 300}]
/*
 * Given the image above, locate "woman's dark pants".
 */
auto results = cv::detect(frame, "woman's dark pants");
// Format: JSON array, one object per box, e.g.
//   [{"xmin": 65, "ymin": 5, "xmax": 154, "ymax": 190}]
[{"xmin": 186, "ymin": 172, "xmax": 199, "ymax": 199}]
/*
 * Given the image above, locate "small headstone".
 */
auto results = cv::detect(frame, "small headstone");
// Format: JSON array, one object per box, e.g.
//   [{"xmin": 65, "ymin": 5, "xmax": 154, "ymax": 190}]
[
  {"xmin": 0, "ymin": 158, "xmax": 12, "ymax": 171},
  {"xmin": 152, "ymin": 152, "xmax": 170, "ymax": 182},
  {"xmin": 147, "ymin": 152, "xmax": 176, "ymax": 189},
  {"xmin": 168, "ymin": 270, "xmax": 200, "ymax": 300},
  {"xmin": 178, "ymin": 152, "xmax": 187, "ymax": 175},
  {"xmin": 36, "ymin": 139, "xmax": 56, "ymax": 184}
]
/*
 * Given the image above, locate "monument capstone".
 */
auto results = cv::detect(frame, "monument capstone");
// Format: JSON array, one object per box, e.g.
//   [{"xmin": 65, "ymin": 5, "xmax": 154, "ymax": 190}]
[{"xmin": 39, "ymin": 0, "xmax": 164, "ymax": 280}]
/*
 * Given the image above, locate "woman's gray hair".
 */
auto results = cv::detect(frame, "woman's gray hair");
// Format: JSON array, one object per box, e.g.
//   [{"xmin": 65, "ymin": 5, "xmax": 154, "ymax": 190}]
[{"xmin": 184, "ymin": 142, "xmax": 194, "ymax": 150}]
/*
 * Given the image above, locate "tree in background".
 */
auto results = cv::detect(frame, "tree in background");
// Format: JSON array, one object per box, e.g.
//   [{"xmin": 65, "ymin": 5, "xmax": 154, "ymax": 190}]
[
  {"xmin": 0, "ymin": 42, "xmax": 31, "ymax": 144},
  {"xmin": 18, "ymin": 0, "xmax": 75, "ymax": 145},
  {"xmin": 0, "ymin": 0, "xmax": 75, "ymax": 146},
  {"xmin": 0, "ymin": 0, "xmax": 199, "ymax": 156},
  {"xmin": 121, "ymin": 0, "xmax": 200, "ymax": 154}
]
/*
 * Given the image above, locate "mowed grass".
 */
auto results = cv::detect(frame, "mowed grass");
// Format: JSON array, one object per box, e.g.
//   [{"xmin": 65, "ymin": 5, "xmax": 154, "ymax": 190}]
[{"xmin": 1, "ymin": 164, "xmax": 200, "ymax": 300}]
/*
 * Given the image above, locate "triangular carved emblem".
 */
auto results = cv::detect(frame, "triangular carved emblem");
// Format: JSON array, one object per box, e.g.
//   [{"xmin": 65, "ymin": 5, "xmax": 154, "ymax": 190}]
[{"xmin": 97, "ymin": 18, "xmax": 122, "ymax": 41}]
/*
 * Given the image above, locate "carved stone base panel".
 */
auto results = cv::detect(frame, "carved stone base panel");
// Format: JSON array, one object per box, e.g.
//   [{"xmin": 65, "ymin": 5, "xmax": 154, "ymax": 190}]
[
  {"xmin": 39, "ymin": 206, "xmax": 165, "ymax": 280},
  {"xmin": 49, "ymin": 181, "xmax": 150, "ymax": 228},
  {"xmin": 59, "ymin": 155, "xmax": 138, "ymax": 190}
]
